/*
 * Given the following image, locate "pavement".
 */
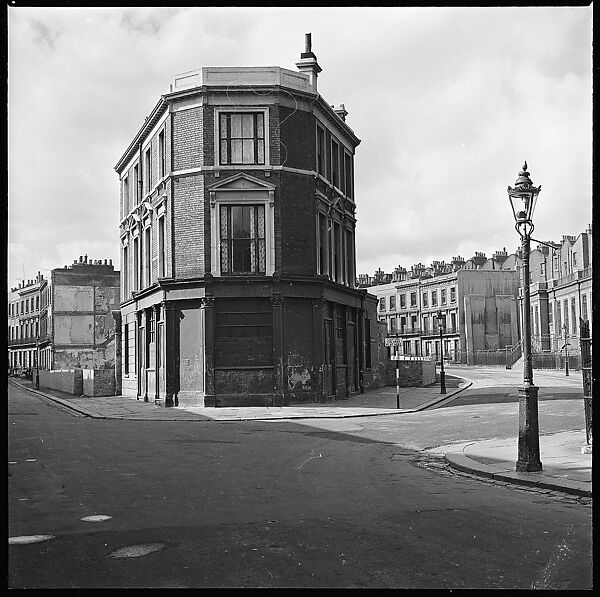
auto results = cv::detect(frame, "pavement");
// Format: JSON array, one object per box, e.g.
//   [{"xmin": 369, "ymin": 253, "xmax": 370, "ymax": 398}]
[{"xmin": 8, "ymin": 373, "xmax": 592, "ymax": 497}]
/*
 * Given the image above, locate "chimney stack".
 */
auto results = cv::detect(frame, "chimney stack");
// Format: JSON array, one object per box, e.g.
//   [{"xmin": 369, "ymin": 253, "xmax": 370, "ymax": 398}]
[
  {"xmin": 296, "ymin": 33, "xmax": 322, "ymax": 91},
  {"xmin": 333, "ymin": 104, "xmax": 348, "ymax": 121}
]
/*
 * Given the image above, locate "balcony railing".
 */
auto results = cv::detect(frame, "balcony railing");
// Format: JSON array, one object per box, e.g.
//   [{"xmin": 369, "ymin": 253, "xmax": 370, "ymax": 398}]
[
  {"xmin": 555, "ymin": 267, "xmax": 592, "ymax": 287},
  {"xmin": 7, "ymin": 335, "xmax": 51, "ymax": 347},
  {"xmin": 393, "ymin": 327, "xmax": 422, "ymax": 336},
  {"xmin": 421, "ymin": 326, "xmax": 460, "ymax": 336}
]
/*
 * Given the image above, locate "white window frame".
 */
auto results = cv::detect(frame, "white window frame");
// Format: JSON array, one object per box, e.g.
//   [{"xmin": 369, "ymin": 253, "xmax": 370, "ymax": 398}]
[
  {"xmin": 214, "ymin": 107, "xmax": 270, "ymax": 168},
  {"xmin": 209, "ymin": 176, "xmax": 275, "ymax": 276}
]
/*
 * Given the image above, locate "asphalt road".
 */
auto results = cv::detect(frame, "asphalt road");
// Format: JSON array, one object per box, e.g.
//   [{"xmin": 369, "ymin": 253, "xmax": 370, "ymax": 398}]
[{"xmin": 8, "ymin": 382, "xmax": 592, "ymax": 589}]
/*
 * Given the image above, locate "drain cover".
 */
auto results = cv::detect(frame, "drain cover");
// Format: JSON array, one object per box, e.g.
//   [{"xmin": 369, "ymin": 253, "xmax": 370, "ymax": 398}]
[
  {"xmin": 81, "ymin": 515, "xmax": 112, "ymax": 522},
  {"xmin": 108, "ymin": 543, "xmax": 166, "ymax": 558},
  {"xmin": 9, "ymin": 535, "xmax": 55, "ymax": 545}
]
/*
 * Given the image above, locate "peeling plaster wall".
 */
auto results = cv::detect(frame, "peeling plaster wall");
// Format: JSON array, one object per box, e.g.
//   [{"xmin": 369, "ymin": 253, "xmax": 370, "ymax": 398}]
[{"xmin": 51, "ymin": 276, "xmax": 120, "ymax": 370}]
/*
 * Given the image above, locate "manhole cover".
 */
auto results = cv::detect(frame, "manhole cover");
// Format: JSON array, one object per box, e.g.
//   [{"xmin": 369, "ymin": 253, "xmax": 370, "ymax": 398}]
[
  {"xmin": 9, "ymin": 535, "xmax": 55, "ymax": 545},
  {"xmin": 108, "ymin": 543, "xmax": 166, "ymax": 558},
  {"xmin": 81, "ymin": 515, "xmax": 112, "ymax": 522}
]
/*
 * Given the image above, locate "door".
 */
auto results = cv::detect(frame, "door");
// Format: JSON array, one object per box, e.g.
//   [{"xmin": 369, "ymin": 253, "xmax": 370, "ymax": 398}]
[
  {"xmin": 156, "ymin": 320, "xmax": 163, "ymax": 401},
  {"xmin": 347, "ymin": 319, "xmax": 357, "ymax": 393},
  {"xmin": 323, "ymin": 319, "xmax": 335, "ymax": 397}
]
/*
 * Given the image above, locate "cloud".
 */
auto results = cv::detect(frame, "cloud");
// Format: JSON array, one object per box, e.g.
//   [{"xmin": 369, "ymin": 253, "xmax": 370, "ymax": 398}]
[{"xmin": 7, "ymin": 6, "xmax": 592, "ymax": 286}]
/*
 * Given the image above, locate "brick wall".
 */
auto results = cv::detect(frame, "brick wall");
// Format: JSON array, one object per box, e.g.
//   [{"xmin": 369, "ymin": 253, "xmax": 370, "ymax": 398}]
[
  {"xmin": 279, "ymin": 173, "xmax": 316, "ymax": 276},
  {"xmin": 387, "ymin": 360, "xmax": 436, "ymax": 387},
  {"xmin": 82, "ymin": 369, "xmax": 116, "ymax": 396},
  {"xmin": 173, "ymin": 174, "xmax": 205, "ymax": 278},
  {"xmin": 279, "ymin": 105, "xmax": 314, "ymax": 170},
  {"xmin": 173, "ymin": 107, "xmax": 203, "ymax": 170}
]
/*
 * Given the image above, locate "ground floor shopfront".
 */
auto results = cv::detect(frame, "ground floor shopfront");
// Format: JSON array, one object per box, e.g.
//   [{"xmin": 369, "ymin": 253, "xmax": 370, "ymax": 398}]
[{"xmin": 120, "ymin": 275, "xmax": 383, "ymax": 407}]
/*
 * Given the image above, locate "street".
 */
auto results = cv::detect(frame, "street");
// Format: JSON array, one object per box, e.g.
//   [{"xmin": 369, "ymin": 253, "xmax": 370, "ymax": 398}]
[{"xmin": 8, "ymin": 378, "xmax": 592, "ymax": 589}]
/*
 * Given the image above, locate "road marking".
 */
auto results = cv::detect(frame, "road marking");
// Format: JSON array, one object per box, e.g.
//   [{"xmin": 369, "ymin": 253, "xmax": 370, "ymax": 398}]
[
  {"xmin": 25, "ymin": 459, "xmax": 37, "ymax": 462},
  {"xmin": 9, "ymin": 535, "xmax": 55, "ymax": 545},
  {"xmin": 81, "ymin": 515, "xmax": 112, "ymax": 522},
  {"xmin": 108, "ymin": 543, "xmax": 166, "ymax": 558}
]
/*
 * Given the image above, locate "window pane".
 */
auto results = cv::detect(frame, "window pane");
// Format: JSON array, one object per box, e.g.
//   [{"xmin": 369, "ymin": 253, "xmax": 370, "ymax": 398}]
[
  {"xmin": 242, "ymin": 139, "xmax": 254, "ymax": 164},
  {"xmin": 242, "ymin": 113, "xmax": 254, "ymax": 138},
  {"xmin": 232, "ymin": 239, "xmax": 252, "ymax": 272},
  {"xmin": 231, "ymin": 114, "xmax": 242, "ymax": 138},
  {"xmin": 220, "ymin": 206, "xmax": 229, "ymax": 272},
  {"xmin": 256, "ymin": 113, "xmax": 264, "ymax": 138},
  {"xmin": 220, "ymin": 114, "xmax": 228, "ymax": 138},
  {"xmin": 257, "ymin": 140, "xmax": 264, "ymax": 164},
  {"xmin": 220, "ymin": 140, "xmax": 228, "ymax": 164},
  {"xmin": 231, "ymin": 139, "xmax": 242, "ymax": 163},
  {"xmin": 249, "ymin": 207, "xmax": 256, "ymax": 272}
]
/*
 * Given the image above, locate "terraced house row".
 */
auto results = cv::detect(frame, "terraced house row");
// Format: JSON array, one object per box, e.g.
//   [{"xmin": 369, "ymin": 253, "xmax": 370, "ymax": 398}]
[
  {"xmin": 363, "ymin": 225, "xmax": 592, "ymax": 366},
  {"xmin": 115, "ymin": 37, "xmax": 385, "ymax": 407}
]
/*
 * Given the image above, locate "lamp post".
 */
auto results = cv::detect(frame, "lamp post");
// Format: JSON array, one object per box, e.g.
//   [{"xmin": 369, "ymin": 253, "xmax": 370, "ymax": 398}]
[
  {"xmin": 34, "ymin": 345, "xmax": 39, "ymax": 390},
  {"xmin": 508, "ymin": 161, "xmax": 542, "ymax": 472},
  {"xmin": 436, "ymin": 309, "xmax": 446, "ymax": 394},
  {"xmin": 562, "ymin": 323, "xmax": 570, "ymax": 376}
]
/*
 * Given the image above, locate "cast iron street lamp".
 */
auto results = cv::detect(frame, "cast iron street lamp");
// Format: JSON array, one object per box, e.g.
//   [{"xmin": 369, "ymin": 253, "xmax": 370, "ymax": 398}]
[
  {"xmin": 34, "ymin": 345, "xmax": 40, "ymax": 390},
  {"xmin": 562, "ymin": 323, "xmax": 570, "ymax": 376},
  {"xmin": 436, "ymin": 309, "xmax": 446, "ymax": 394},
  {"xmin": 507, "ymin": 161, "xmax": 542, "ymax": 472}
]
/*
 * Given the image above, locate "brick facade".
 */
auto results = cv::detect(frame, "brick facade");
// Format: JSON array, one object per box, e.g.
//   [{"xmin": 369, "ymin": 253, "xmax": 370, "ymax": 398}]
[{"xmin": 115, "ymin": 52, "xmax": 385, "ymax": 407}]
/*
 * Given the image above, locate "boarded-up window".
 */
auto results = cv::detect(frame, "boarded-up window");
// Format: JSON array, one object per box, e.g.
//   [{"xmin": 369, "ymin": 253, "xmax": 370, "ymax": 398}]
[{"xmin": 214, "ymin": 298, "xmax": 273, "ymax": 367}]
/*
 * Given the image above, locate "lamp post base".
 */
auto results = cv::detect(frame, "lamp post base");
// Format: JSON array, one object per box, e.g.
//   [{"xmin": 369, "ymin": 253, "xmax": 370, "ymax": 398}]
[{"xmin": 516, "ymin": 384, "xmax": 542, "ymax": 472}]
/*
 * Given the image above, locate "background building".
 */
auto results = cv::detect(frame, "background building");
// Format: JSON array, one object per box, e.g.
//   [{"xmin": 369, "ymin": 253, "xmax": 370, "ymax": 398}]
[
  {"xmin": 361, "ymin": 224, "xmax": 592, "ymax": 368},
  {"xmin": 115, "ymin": 38, "xmax": 384, "ymax": 407},
  {"xmin": 523, "ymin": 226, "xmax": 592, "ymax": 367},
  {"xmin": 8, "ymin": 256, "xmax": 120, "ymax": 384},
  {"xmin": 8, "ymin": 272, "xmax": 46, "ymax": 371},
  {"xmin": 369, "ymin": 261, "xmax": 519, "ymax": 365}
]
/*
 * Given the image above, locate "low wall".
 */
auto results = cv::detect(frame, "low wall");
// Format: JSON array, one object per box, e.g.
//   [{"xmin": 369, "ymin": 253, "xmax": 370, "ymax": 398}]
[
  {"xmin": 39, "ymin": 368, "xmax": 116, "ymax": 396},
  {"xmin": 386, "ymin": 359, "xmax": 436, "ymax": 387},
  {"xmin": 82, "ymin": 369, "xmax": 116, "ymax": 397},
  {"xmin": 39, "ymin": 369, "xmax": 83, "ymax": 395}
]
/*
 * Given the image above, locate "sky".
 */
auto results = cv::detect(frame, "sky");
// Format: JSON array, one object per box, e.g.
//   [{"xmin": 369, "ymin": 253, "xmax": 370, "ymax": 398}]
[{"xmin": 8, "ymin": 6, "xmax": 593, "ymax": 288}]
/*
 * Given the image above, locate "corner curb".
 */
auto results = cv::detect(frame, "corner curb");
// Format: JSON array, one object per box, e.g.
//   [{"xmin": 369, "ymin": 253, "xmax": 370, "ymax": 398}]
[
  {"xmin": 9, "ymin": 377, "xmax": 471, "ymax": 422},
  {"xmin": 413, "ymin": 380, "xmax": 473, "ymax": 411},
  {"xmin": 444, "ymin": 451, "xmax": 592, "ymax": 497},
  {"xmin": 9, "ymin": 379, "xmax": 106, "ymax": 419}
]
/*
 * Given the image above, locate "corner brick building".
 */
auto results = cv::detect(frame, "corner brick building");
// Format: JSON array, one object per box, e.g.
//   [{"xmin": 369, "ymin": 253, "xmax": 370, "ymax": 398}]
[{"xmin": 115, "ymin": 37, "xmax": 383, "ymax": 407}]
